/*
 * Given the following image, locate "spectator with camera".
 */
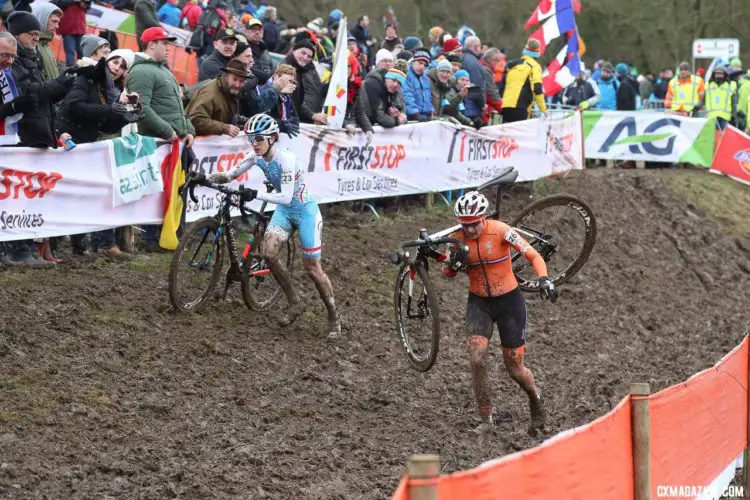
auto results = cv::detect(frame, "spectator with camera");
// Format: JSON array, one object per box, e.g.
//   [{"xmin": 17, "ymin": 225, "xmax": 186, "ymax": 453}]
[
  {"xmin": 198, "ymin": 27, "xmax": 238, "ymax": 81},
  {"xmin": 428, "ymin": 58, "xmax": 473, "ymax": 126},
  {"xmin": 187, "ymin": 58, "xmax": 250, "ymax": 137}
]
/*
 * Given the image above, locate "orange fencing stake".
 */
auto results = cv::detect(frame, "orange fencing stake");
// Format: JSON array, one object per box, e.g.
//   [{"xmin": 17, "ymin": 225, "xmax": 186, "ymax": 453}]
[
  {"xmin": 631, "ymin": 383, "xmax": 651, "ymax": 500},
  {"xmin": 407, "ymin": 455, "xmax": 439, "ymax": 500}
]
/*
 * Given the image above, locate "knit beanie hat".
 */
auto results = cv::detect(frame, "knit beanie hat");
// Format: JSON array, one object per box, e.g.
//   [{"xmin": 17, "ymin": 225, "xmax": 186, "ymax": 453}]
[
  {"xmin": 455, "ymin": 69, "xmax": 470, "ymax": 80},
  {"xmin": 107, "ymin": 49, "xmax": 135, "ymax": 70},
  {"xmin": 293, "ymin": 39, "xmax": 316, "ymax": 54},
  {"xmin": 81, "ymin": 35, "xmax": 109, "ymax": 58},
  {"xmin": 375, "ymin": 48, "xmax": 394, "ymax": 65},
  {"xmin": 615, "ymin": 63, "xmax": 628, "ymax": 76},
  {"xmin": 412, "ymin": 48, "xmax": 431, "ymax": 65},
  {"xmin": 730, "ymin": 58, "xmax": 742, "ymax": 69},
  {"xmin": 396, "ymin": 50, "xmax": 413, "ymax": 62},
  {"xmin": 8, "ymin": 11, "xmax": 41, "ymax": 36},
  {"xmin": 403, "ymin": 36, "xmax": 423, "ymax": 52},
  {"xmin": 445, "ymin": 53, "xmax": 462, "ymax": 65},
  {"xmin": 429, "ymin": 26, "xmax": 444, "ymax": 41},
  {"xmin": 393, "ymin": 59, "xmax": 408, "ymax": 74},
  {"xmin": 523, "ymin": 38, "xmax": 541, "ymax": 58},
  {"xmin": 442, "ymin": 38, "xmax": 461, "ymax": 54},
  {"xmin": 436, "ymin": 59, "xmax": 453, "ymax": 72},
  {"xmin": 385, "ymin": 68, "xmax": 406, "ymax": 86}
]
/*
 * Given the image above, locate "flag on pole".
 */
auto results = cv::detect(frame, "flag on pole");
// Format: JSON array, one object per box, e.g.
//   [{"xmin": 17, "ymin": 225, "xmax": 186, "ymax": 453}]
[
  {"xmin": 159, "ymin": 139, "xmax": 189, "ymax": 250},
  {"xmin": 529, "ymin": 1, "xmax": 577, "ymax": 55},
  {"xmin": 542, "ymin": 30, "xmax": 581, "ymax": 97},
  {"xmin": 525, "ymin": 0, "xmax": 580, "ymax": 29},
  {"xmin": 321, "ymin": 17, "xmax": 348, "ymax": 128}
]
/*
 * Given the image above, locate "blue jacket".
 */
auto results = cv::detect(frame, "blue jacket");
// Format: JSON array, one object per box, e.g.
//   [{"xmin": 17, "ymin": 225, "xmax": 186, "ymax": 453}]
[
  {"xmin": 595, "ymin": 76, "xmax": 619, "ymax": 110},
  {"xmin": 403, "ymin": 67, "xmax": 434, "ymax": 118},
  {"xmin": 461, "ymin": 51, "xmax": 486, "ymax": 110},
  {"xmin": 156, "ymin": 3, "xmax": 181, "ymax": 27}
]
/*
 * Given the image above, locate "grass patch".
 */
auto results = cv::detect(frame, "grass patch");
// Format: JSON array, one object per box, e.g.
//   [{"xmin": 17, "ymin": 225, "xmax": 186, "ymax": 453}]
[{"xmin": 656, "ymin": 169, "xmax": 750, "ymax": 239}]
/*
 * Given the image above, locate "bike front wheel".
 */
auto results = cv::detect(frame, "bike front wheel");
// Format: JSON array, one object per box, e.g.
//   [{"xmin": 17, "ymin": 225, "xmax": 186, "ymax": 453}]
[
  {"xmin": 168, "ymin": 217, "xmax": 225, "ymax": 312},
  {"xmin": 510, "ymin": 194, "xmax": 597, "ymax": 292},
  {"xmin": 394, "ymin": 261, "xmax": 440, "ymax": 372},
  {"xmin": 241, "ymin": 223, "xmax": 296, "ymax": 311}
]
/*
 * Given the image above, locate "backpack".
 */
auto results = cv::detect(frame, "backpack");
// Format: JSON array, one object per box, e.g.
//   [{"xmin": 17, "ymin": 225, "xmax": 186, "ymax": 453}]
[{"xmin": 198, "ymin": 6, "xmax": 222, "ymax": 31}]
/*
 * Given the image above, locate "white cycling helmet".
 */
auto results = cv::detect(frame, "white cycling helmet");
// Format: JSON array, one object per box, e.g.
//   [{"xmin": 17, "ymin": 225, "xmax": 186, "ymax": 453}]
[
  {"xmin": 244, "ymin": 113, "xmax": 280, "ymax": 138},
  {"xmin": 454, "ymin": 191, "xmax": 489, "ymax": 220}
]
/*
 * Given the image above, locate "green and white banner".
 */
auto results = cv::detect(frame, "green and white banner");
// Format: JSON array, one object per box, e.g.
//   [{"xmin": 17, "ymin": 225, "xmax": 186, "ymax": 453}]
[
  {"xmin": 583, "ymin": 111, "xmax": 716, "ymax": 166},
  {"xmin": 108, "ymin": 134, "xmax": 163, "ymax": 207}
]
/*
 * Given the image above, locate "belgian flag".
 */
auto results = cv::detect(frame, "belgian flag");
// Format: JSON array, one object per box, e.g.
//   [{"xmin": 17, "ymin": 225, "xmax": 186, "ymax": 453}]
[{"xmin": 159, "ymin": 139, "xmax": 195, "ymax": 250}]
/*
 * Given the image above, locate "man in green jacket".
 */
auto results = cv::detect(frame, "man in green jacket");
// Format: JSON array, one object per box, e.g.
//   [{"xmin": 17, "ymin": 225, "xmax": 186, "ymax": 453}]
[
  {"xmin": 738, "ymin": 71, "xmax": 750, "ymax": 134},
  {"xmin": 126, "ymin": 27, "xmax": 195, "ymax": 143},
  {"xmin": 126, "ymin": 27, "xmax": 195, "ymax": 251},
  {"xmin": 31, "ymin": 2, "xmax": 63, "ymax": 80}
]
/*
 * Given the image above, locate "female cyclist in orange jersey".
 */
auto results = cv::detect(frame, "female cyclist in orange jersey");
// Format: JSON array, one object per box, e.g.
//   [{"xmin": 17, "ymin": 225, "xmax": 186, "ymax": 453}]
[{"xmin": 442, "ymin": 191, "xmax": 557, "ymax": 435}]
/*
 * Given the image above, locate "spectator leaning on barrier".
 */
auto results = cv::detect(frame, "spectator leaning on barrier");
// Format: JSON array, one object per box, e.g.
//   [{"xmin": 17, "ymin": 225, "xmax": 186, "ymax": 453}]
[
  {"xmin": 187, "ymin": 58, "xmax": 249, "ymax": 137},
  {"xmin": 343, "ymin": 51, "xmax": 374, "ymax": 143},
  {"xmin": 198, "ymin": 27, "xmax": 238, "ymax": 81},
  {"xmin": 245, "ymin": 18, "xmax": 272, "ymax": 84},
  {"xmin": 698, "ymin": 65, "xmax": 737, "ymax": 131},
  {"xmin": 127, "ymin": 26, "xmax": 195, "ymax": 251},
  {"xmin": 499, "ymin": 38, "xmax": 547, "ymax": 123},
  {"xmin": 283, "ymin": 39, "xmax": 325, "ymax": 125},
  {"xmin": 428, "ymin": 58, "xmax": 472, "ymax": 126},
  {"xmin": 30, "ymin": 2, "xmax": 63, "ymax": 81},
  {"xmin": 665, "ymin": 62, "xmax": 705, "ymax": 115},
  {"xmin": 157, "ymin": 0, "xmax": 181, "ymax": 27},
  {"xmin": 562, "ymin": 61, "xmax": 600, "ymax": 110},
  {"xmin": 52, "ymin": 0, "xmax": 90, "ymax": 67},
  {"xmin": 134, "ymin": 0, "xmax": 160, "ymax": 51},
  {"xmin": 360, "ymin": 66, "xmax": 406, "ymax": 128},
  {"xmin": 615, "ymin": 62, "xmax": 638, "ymax": 111},
  {"xmin": 403, "ymin": 48, "xmax": 434, "ymax": 121}
]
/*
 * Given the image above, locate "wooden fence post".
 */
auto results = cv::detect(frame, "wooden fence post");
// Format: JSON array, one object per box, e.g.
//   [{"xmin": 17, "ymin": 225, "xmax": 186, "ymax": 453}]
[
  {"xmin": 631, "ymin": 383, "xmax": 651, "ymax": 500},
  {"xmin": 424, "ymin": 193, "xmax": 434, "ymax": 209},
  {"xmin": 744, "ymin": 338, "xmax": 750, "ymax": 499},
  {"xmin": 407, "ymin": 454, "xmax": 439, "ymax": 500}
]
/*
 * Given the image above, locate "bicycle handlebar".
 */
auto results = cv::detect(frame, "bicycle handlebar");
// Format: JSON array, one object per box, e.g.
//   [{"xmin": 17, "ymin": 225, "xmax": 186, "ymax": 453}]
[
  {"xmin": 185, "ymin": 179, "xmax": 258, "ymax": 219},
  {"xmin": 388, "ymin": 235, "xmax": 469, "ymax": 265}
]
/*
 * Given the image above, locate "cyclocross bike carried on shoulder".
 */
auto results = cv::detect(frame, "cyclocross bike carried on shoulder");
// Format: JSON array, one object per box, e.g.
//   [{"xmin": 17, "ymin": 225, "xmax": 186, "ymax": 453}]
[
  {"xmin": 168, "ymin": 179, "xmax": 295, "ymax": 313},
  {"xmin": 388, "ymin": 166, "xmax": 597, "ymax": 372}
]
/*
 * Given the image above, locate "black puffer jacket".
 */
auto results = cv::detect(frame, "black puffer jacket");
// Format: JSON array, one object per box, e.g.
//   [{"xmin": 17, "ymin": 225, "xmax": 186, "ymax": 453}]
[
  {"xmin": 11, "ymin": 45, "xmax": 73, "ymax": 148},
  {"xmin": 55, "ymin": 59, "xmax": 130, "ymax": 144},
  {"xmin": 283, "ymin": 52, "xmax": 322, "ymax": 123},
  {"xmin": 361, "ymin": 67, "xmax": 404, "ymax": 128},
  {"xmin": 198, "ymin": 50, "xmax": 230, "ymax": 82}
]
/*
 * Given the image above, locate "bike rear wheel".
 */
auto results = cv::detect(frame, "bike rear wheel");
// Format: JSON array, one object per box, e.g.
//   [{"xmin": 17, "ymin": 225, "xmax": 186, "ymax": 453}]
[
  {"xmin": 168, "ymin": 217, "xmax": 225, "ymax": 312},
  {"xmin": 510, "ymin": 194, "xmax": 597, "ymax": 292},
  {"xmin": 394, "ymin": 261, "xmax": 440, "ymax": 372},
  {"xmin": 241, "ymin": 221, "xmax": 296, "ymax": 311}
]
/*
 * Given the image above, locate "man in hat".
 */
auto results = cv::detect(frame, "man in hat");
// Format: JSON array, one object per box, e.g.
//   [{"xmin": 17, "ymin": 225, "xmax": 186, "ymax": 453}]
[
  {"xmin": 403, "ymin": 48, "xmax": 434, "ymax": 121},
  {"xmin": 499, "ymin": 38, "xmax": 547, "ymax": 122},
  {"xmin": 79, "ymin": 34, "xmax": 111, "ymax": 61},
  {"xmin": 199, "ymin": 27, "xmax": 238, "ymax": 81},
  {"xmin": 245, "ymin": 18, "xmax": 272, "ymax": 85},
  {"xmin": 360, "ymin": 66, "xmax": 406, "ymax": 128},
  {"xmin": 697, "ymin": 65, "xmax": 737, "ymax": 130},
  {"xmin": 126, "ymin": 26, "xmax": 195, "ymax": 252},
  {"xmin": 188, "ymin": 58, "xmax": 251, "ymax": 136},
  {"xmin": 665, "ymin": 61, "xmax": 704, "ymax": 115},
  {"xmin": 374, "ymin": 48, "xmax": 394, "ymax": 72}
]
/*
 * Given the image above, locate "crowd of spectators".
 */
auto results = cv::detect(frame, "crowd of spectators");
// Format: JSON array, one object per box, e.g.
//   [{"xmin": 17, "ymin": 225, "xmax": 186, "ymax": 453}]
[{"xmin": 2, "ymin": 0, "xmax": 749, "ymax": 268}]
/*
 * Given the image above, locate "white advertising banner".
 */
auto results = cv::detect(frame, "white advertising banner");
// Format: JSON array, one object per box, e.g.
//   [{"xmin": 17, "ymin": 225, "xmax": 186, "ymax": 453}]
[
  {"xmin": 108, "ymin": 135, "xmax": 164, "ymax": 206},
  {"xmin": 0, "ymin": 114, "xmax": 584, "ymax": 242}
]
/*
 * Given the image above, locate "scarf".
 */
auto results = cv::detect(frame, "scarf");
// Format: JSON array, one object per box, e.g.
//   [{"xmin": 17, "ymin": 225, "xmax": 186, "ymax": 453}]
[{"xmin": 0, "ymin": 69, "xmax": 22, "ymax": 145}]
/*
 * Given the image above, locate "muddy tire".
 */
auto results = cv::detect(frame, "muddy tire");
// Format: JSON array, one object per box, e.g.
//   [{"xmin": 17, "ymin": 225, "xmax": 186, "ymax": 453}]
[
  {"xmin": 510, "ymin": 193, "xmax": 597, "ymax": 292},
  {"xmin": 394, "ymin": 261, "xmax": 440, "ymax": 372},
  {"xmin": 168, "ymin": 217, "xmax": 225, "ymax": 312}
]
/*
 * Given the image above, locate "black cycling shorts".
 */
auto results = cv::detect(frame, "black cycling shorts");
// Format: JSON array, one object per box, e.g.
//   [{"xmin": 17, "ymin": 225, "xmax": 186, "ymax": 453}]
[{"xmin": 465, "ymin": 287, "xmax": 527, "ymax": 348}]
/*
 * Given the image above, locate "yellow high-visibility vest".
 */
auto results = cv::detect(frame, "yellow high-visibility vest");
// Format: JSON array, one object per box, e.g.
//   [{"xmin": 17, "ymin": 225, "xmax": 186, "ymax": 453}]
[
  {"xmin": 705, "ymin": 80, "xmax": 737, "ymax": 120},
  {"xmin": 670, "ymin": 75, "xmax": 702, "ymax": 112}
]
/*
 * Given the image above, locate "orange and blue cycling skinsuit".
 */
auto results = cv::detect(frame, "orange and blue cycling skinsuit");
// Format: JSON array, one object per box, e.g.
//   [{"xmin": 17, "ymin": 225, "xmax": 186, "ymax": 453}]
[{"xmin": 443, "ymin": 219, "xmax": 548, "ymax": 348}]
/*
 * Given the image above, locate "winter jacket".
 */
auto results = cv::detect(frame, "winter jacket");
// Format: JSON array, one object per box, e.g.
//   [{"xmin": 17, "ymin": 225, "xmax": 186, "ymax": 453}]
[
  {"xmin": 180, "ymin": 2, "xmax": 202, "ymax": 30},
  {"xmin": 462, "ymin": 50, "xmax": 486, "ymax": 109},
  {"xmin": 616, "ymin": 75, "xmax": 638, "ymax": 111},
  {"xmin": 403, "ymin": 66, "xmax": 434, "ymax": 119},
  {"xmin": 263, "ymin": 21, "xmax": 279, "ymax": 52},
  {"xmin": 186, "ymin": 77, "xmax": 239, "ymax": 136},
  {"xmin": 134, "ymin": 0, "xmax": 160, "ymax": 50},
  {"xmin": 344, "ymin": 92, "xmax": 373, "ymax": 133},
  {"xmin": 198, "ymin": 50, "xmax": 229, "ymax": 82},
  {"xmin": 250, "ymin": 41, "xmax": 272, "ymax": 85},
  {"xmin": 361, "ymin": 68, "xmax": 405, "ymax": 128},
  {"xmin": 31, "ymin": 3, "xmax": 63, "ymax": 80},
  {"xmin": 125, "ymin": 53, "xmax": 195, "ymax": 139},
  {"xmin": 349, "ymin": 23, "xmax": 371, "ymax": 49},
  {"xmin": 639, "ymin": 78, "xmax": 654, "ymax": 101},
  {"xmin": 283, "ymin": 52, "xmax": 322, "ymax": 123},
  {"xmin": 157, "ymin": 2, "xmax": 181, "ymax": 27},
  {"xmin": 479, "ymin": 59, "xmax": 502, "ymax": 119},
  {"xmin": 427, "ymin": 68, "xmax": 472, "ymax": 126},
  {"xmin": 240, "ymin": 73, "xmax": 280, "ymax": 118},
  {"xmin": 263, "ymin": 85, "xmax": 298, "ymax": 123},
  {"xmin": 652, "ymin": 78, "xmax": 669, "ymax": 100},
  {"xmin": 11, "ymin": 46, "xmax": 73, "ymax": 148},
  {"xmin": 53, "ymin": 0, "xmax": 89, "ymax": 36},
  {"xmin": 562, "ymin": 80, "xmax": 600, "ymax": 108},
  {"xmin": 381, "ymin": 37, "xmax": 402, "ymax": 53},
  {"xmin": 595, "ymin": 76, "xmax": 619, "ymax": 110},
  {"xmin": 55, "ymin": 59, "xmax": 130, "ymax": 144}
]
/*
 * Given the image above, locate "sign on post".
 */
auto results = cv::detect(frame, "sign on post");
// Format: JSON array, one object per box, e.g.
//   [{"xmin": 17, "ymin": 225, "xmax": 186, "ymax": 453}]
[{"xmin": 692, "ymin": 38, "xmax": 740, "ymax": 71}]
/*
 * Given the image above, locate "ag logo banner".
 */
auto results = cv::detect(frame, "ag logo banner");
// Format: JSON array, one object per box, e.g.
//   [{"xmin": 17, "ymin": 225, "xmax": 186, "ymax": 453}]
[
  {"xmin": 582, "ymin": 111, "xmax": 715, "ymax": 166},
  {"xmin": 108, "ymin": 134, "xmax": 164, "ymax": 206}
]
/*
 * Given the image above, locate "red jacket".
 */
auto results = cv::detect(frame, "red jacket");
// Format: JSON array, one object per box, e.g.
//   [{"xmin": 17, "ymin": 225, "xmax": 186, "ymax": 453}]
[
  {"xmin": 58, "ymin": 2, "xmax": 88, "ymax": 36},
  {"xmin": 180, "ymin": 3, "xmax": 202, "ymax": 30}
]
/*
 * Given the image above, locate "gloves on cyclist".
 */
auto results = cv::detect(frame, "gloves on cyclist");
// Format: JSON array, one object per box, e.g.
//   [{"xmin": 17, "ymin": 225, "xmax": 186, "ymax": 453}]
[
  {"xmin": 539, "ymin": 276, "xmax": 558, "ymax": 303},
  {"xmin": 448, "ymin": 247, "xmax": 467, "ymax": 272},
  {"xmin": 239, "ymin": 188, "xmax": 258, "ymax": 203}
]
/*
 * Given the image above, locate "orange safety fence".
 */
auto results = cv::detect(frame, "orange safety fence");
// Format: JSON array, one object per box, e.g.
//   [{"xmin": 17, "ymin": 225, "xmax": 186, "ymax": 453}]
[
  {"xmin": 392, "ymin": 335, "xmax": 749, "ymax": 499},
  {"xmin": 49, "ymin": 28, "xmax": 199, "ymax": 86},
  {"xmin": 649, "ymin": 336, "xmax": 748, "ymax": 498}
]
